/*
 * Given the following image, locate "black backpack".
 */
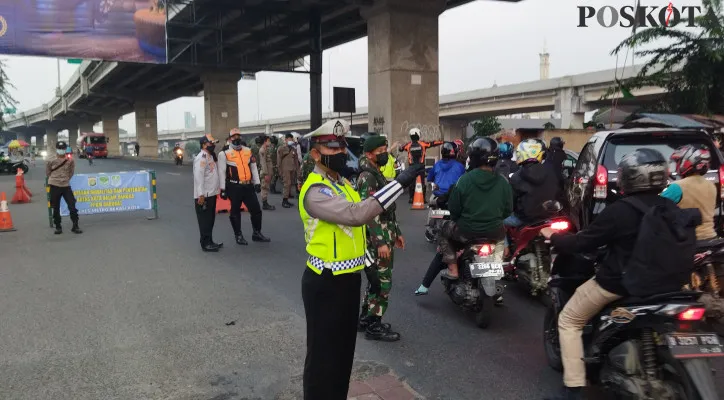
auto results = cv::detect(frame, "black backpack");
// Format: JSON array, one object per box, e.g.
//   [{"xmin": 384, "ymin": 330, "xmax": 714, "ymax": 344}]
[{"xmin": 621, "ymin": 197, "xmax": 701, "ymax": 297}]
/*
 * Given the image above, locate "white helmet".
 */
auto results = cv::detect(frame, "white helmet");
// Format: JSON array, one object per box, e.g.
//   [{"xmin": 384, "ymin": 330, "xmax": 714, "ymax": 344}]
[{"xmin": 409, "ymin": 128, "xmax": 421, "ymax": 137}]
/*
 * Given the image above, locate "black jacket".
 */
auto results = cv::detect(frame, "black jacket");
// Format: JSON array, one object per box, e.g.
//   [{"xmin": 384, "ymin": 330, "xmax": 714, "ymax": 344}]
[
  {"xmin": 545, "ymin": 148, "xmax": 566, "ymax": 188},
  {"xmin": 550, "ymin": 193, "xmax": 669, "ymax": 296},
  {"xmin": 510, "ymin": 163, "xmax": 559, "ymax": 222}
]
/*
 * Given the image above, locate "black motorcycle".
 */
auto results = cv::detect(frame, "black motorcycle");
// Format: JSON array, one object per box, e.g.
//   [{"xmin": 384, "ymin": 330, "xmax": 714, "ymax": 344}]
[
  {"xmin": 544, "ymin": 255, "xmax": 722, "ymax": 399},
  {"xmin": 425, "ymin": 194, "xmax": 450, "ymax": 243},
  {"xmin": 438, "ymin": 238, "xmax": 506, "ymax": 328},
  {"xmin": 688, "ymin": 238, "xmax": 724, "ymax": 337},
  {"xmin": 0, "ymin": 158, "xmax": 29, "ymax": 174},
  {"xmin": 174, "ymin": 149, "xmax": 184, "ymax": 166}
]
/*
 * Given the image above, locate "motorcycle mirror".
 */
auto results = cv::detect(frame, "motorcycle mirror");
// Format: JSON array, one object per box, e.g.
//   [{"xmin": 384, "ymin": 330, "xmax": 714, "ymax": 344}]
[{"xmin": 508, "ymin": 173, "xmax": 514, "ymax": 178}]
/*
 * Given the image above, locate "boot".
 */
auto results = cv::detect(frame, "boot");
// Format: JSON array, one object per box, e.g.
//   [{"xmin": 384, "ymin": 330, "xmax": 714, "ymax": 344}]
[
  {"xmin": 365, "ymin": 316, "xmax": 400, "ymax": 342},
  {"xmin": 282, "ymin": 199, "xmax": 293, "ymax": 208},
  {"xmin": 252, "ymin": 230, "xmax": 270, "ymax": 242},
  {"xmin": 71, "ymin": 222, "xmax": 83, "ymax": 234},
  {"xmin": 358, "ymin": 314, "xmax": 391, "ymax": 332},
  {"xmin": 210, "ymin": 241, "xmax": 224, "ymax": 248},
  {"xmin": 201, "ymin": 243, "xmax": 220, "ymax": 252},
  {"xmin": 54, "ymin": 223, "xmax": 62, "ymax": 235},
  {"xmin": 235, "ymin": 233, "xmax": 248, "ymax": 245},
  {"xmin": 262, "ymin": 201, "xmax": 276, "ymax": 211},
  {"xmin": 543, "ymin": 387, "xmax": 583, "ymax": 400}
]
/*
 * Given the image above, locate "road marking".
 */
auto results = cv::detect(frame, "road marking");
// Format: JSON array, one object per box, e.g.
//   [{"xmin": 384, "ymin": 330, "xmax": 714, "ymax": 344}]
[{"xmin": 166, "ymin": 172, "xmax": 181, "ymax": 176}]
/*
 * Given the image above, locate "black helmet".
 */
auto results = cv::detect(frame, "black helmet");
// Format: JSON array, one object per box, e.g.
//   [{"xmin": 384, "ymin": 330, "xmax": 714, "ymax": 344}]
[
  {"xmin": 550, "ymin": 137, "xmax": 565, "ymax": 149},
  {"xmin": 441, "ymin": 142, "xmax": 456, "ymax": 159},
  {"xmin": 467, "ymin": 137, "xmax": 498, "ymax": 168},
  {"xmin": 56, "ymin": 141, "xmax": 68, "ymax": 150},
  {"xmin": 270, "ymin": 136, "xmax": 278, "ymax": 145},
  {"xmin": 617, "ymin": 148, "xmax": 669, "ymax": 195},
  {"xmin": 255, "ymin": 135, "xmax": 265, "ymax": 146}
]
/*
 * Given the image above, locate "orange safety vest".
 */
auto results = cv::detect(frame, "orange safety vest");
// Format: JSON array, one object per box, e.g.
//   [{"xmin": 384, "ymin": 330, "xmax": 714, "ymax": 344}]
[{"xmin": 224, "ymin": 148, "xmax": 254, "ymax": 183}]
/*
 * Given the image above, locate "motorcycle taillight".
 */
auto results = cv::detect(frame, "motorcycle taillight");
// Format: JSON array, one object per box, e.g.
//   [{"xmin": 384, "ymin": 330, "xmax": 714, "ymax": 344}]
[
  {"xmin": 477, "ymin": 244, "xmax": 494, "ymax": 257},
  {"xmin": 719, "ymin": 165, "xmax": 724, "ymax": 200},
  {"xmin": 678, "ymin": 307, "xmax": 706, "ymax": 321},
  {"xmin": 550, "ymin": 221, "xmax": 570, "ymax": 231}
]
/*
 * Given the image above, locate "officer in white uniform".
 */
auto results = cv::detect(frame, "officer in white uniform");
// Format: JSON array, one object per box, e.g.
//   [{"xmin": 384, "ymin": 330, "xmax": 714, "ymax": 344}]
[{"xmin": 193, "ymin": 134, "xmax": 223, "ymax": 252}]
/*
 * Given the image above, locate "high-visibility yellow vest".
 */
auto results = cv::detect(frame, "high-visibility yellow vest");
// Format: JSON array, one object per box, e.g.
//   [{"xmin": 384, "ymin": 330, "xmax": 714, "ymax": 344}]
[
  {"xmin": 299, "ymin": 172, "xmax": 366, "ymax": 275},
  {"xmin": 380, "ymin": 156, "xmax": 396, "ymax": 181}
]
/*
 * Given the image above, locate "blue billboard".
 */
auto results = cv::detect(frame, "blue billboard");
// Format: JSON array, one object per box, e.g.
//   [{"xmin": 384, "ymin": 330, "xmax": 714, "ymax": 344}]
[
  {"xmin": 0, "ymin": 0, "xmax": 166, "ymax": 63},
  {"xmin": 60, "ymin": 170, "xmax": 153, "ymax": 216}
]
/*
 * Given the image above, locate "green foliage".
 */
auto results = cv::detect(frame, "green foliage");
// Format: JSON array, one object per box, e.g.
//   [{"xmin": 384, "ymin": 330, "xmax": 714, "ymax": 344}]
[
  {"xmin": 543, "ymin": 122, "xmax": 556, "ymax": 130},
  {"xmin": 606, "ymin": 0, "xmax": 724, "ymax": 114},
  {"xmin": 470, "ymin": 116, "xmax": 502, "ymax": 140},
  {"xmin": 0, "ymin": 60, "xmax": 17, "ymax": 129},
  {"xmin": 184, "ymin": 140, "xmax": 200, "ymax": 156}
]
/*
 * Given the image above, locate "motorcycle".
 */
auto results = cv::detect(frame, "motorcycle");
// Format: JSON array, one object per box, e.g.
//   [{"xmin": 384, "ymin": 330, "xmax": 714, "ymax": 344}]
[
  {"xmin": 687, "ymin": 238, "xmax": 724, "ymax": 336},
  {"xmin": 439, "ymin": 238, "xmax": 506, "ymax": 328},
  {"xmin": 0, "ymin": 157, "xmax": 29, "ymax": 174},
  {"xmin": 544, "ymin": 255, "xmax": 723, "ymax": 400},
  {"xmin": 505, "ymin": 201, "xmax": 573, "ymax": 297},
  {"xmin": 174, "ymin": 149, "xmax": 184, "ymax": 166},
  {"xmin": 425, "ymin": 192, "xmax": 450, "ymax": 243}
]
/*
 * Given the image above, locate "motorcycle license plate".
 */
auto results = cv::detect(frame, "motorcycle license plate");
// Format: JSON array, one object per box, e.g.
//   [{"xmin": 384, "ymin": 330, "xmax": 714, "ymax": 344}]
[
  {"xmin": 469, "ymin": 263, "xmax": 504, "ymax": 278},
  {"xmin": 664, "ymin": 333, "xmax": 724, "ymax": 359},
  {"xmin": 428, "ymin": 209, "xmax": 450, "ymax": 219}
]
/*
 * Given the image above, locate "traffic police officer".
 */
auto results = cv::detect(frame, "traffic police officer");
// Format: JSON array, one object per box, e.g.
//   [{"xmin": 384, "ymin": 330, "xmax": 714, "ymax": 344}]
[
  {"xmin": 298, "ymin": 119, "xmax": 423, "ymax": 400},
  {"xmin": 218, "ymin": 128, "xmax": 271, "ymax": 245},
  {"xmin": 193, "ymin": 134, "xmax": 223, "ymax": 252}
]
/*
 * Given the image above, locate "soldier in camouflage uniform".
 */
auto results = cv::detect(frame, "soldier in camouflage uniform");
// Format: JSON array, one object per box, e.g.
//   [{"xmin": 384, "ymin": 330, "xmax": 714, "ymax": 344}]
[
  {"xmin": 258, "ymin": 135, "xmax": 276, "ymax": 210},
  {"xmin": 250, "ymin": 136, "xmax": 263, "ymax": 174},
  {"xmin": 357, "ymin": 135, "xmax": 404, "ymax": 342},
  {"xmin": 269, "ymin": 135, "xmax": 280, "ymax": 194},
  {"xmin": 300, "ymin": 151, "xmax": 316, "ymax": 186}
]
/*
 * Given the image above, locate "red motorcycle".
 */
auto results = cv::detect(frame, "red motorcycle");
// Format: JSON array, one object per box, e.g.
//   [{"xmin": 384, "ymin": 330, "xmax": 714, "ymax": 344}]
[{"xmin": 505, "ymin": 201, "xmax": 574, "ymax": 297}]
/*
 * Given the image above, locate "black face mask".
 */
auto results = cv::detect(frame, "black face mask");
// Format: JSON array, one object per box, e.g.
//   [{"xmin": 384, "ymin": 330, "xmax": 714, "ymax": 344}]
[
  {"xmin": 206, "ymin": 144, "xmax": 216, "ymax": 153},
  {"xmin": 375, "ymin": 152, "xmax": 389, "ymax": 166},
  {"xmin": 231, "ymin": 139, "xmax": 242, "ymax": 146},
  {"xmin": 321, "ymin": 152, "xmax": 348, "ymax": 173}
]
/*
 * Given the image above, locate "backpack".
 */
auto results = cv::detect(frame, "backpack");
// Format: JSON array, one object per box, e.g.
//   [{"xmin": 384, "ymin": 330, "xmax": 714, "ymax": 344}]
[{"xmin": 621, "ymin": 197, "xmax": 701, "ymax": 297}]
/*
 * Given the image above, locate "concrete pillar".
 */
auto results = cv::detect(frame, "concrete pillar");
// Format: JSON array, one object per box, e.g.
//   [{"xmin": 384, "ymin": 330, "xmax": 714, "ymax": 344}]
[
  {"xmin": 45, "ymin": 127, "xmax": 57, "ymax": 154},
  {"xmin": 35, "ymin": 134, "xmax": 44, "ymax": 149},
  {"xmin": 135, "ymin": 101, "xmax": 158, "ymax": 158},
  {"xmin": 202, "ymin": 72, "xmax": 240, "ymax": 136},
  {"xmin": 364, "ymin": 0, "xmax": 446, "ymax": 149},
  {"xmin": 556, "ymin": 87, "xmax": 590, "ymax": 130},
  {"xmin": 68, "ymin": 126, "xmax": 78, "ymax": 151},
  {"xmin": 103, "ymin": 116, "xmax": 120, "ymax": 157}
]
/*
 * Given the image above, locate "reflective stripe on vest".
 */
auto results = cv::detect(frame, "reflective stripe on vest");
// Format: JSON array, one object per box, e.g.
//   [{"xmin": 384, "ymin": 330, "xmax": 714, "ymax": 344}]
[
  {"xmin": 299, "ymin": 172, "xmax": 366, "ymax": 275},
  {"xmin": 224, "ymin": 148, "xmax": 253, "ymax": 182}
]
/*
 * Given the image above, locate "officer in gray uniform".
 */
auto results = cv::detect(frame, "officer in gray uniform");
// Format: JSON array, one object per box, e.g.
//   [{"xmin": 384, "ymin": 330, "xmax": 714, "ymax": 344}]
[
  {"xmin": 299, "ymin": 119, "xmax": 423, "ymax": 400},
  {"xmin": 193, "ymin": 134, "xmax": 223, "ymax": 252}
]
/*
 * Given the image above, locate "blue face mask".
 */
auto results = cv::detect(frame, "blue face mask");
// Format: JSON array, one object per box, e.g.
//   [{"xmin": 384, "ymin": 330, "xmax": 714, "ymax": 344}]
[
  {"xmin": 287, "ymin": 141, "xmax": 295, "ymax": 146},
  {"xmin": 56, "ymin": 149, "xmax": 66, "ymax": 155}
]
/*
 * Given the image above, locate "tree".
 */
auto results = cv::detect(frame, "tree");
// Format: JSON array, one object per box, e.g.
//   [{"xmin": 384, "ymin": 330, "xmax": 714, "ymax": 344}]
[
  {"xmin": 184, "ymin": 140, "xmax": 200, "ymax": 156},
  {"xmin": 543, "ymin": 122, "xmax": 556, "ymax": 130},
  {"xmin": 608, "ymin": 0, "xmax": 724, "ymax": 114},
  {"xmin": 471, "ymin": 116, "xmax": 502, "ymax": 140},
  {"xmin": 0, "ymin": 60, "xmax": 17, "ymax": 129}
]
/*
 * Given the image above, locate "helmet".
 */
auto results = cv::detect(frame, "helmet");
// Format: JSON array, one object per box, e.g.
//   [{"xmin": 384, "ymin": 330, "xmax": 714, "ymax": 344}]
[
  {"xmin": 467, "ymin": 137, "xmax": 499, "ymax": 168},
  {"xmin": 56, "ymin": 141, "xmax": 68, "ymax": 150},
  {"xmin": 550, "ymin": 137, "xmax": 565, "ymax": 149},
  {"xmin": 453, "ymin": 139, "xmax": 464, "ymax": 149},
  {"xmin": 515, "ymin": 138, "xmax": 546, "ymax": 165},
  {"xmin": 254, "ymin": 135, "xmax": 265, "ymax": 146},
  {"xmin": 409, "ymin": 128, "xmax": 421, "ymax": 139},
  {"xmin": 670, "ymin": 144, "xmax": 711, "ymax": 178},
  {"xmin": 617, "ymin": 148, "xmax": 669, "ymax": 195},
  {"xmin": 441, "ymin": 142, "xmax": 456, "ymax": 159},
  {"xmin": 498, "ymin": 142, "xmax": 514, "ymax": 159},
  {"xmin": 270, "ymin": 136, "xmax": 278, "ymax": 145}
]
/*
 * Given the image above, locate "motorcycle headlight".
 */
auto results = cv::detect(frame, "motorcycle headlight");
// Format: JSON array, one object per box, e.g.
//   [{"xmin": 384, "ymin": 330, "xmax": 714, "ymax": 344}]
[{"xmin": 40, "ymin": 150, "xmax": 48, "ymax": 157}]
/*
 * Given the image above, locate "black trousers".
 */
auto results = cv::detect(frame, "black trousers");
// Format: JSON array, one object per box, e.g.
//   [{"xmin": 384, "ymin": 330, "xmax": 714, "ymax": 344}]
[
  {"xmin": 302, "ymin": 267, "xmax": 361, "ymax": 400},
  {"xmin": 422, "ymin": 252, "xmax": 446, "ymax": 288},
  {"xmin": 227, "ymin": 183, "xmax": 262, "ymax": 234},
  {"xmin": 408, "ymin": 166, "xmax": 426, "ymax": 200},
  {"xmin": 194, "ymin": 195, "xmax": 217, "ymax": 247},
  {"xmin": 49, "ymin": 185, "xmax": 78, "ymax": 226}
]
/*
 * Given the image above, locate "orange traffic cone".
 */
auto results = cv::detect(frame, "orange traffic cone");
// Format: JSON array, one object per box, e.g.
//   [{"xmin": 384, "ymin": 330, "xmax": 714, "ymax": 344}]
[
  {"xmin": 411, "ymin": 176, "xmax": 426, "ymax": 210},
  {"xmin": 0, "ymin": 192, "xmax": 16, "ymax": 232},
  {"xmin": 17, "ymin": 169, "xmax": 31, "ymax": 197},
  {"xmin": 216, "ymin": 194, "xmax": 231, "ymax": 214},
  {"xmin": 11, "ymin": 170, "xmax": 31, "ymax": 204}
]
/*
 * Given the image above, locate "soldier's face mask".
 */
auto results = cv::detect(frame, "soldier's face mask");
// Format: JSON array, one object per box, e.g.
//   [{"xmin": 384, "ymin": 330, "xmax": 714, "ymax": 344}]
[{"xmin": 375, "ymin": 152, "xmax": 389, "ymax": 166}]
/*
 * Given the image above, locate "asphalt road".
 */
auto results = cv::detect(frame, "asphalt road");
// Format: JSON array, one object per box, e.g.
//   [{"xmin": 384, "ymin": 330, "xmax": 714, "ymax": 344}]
[{"xmin": 0, "ymin": 158, "xmax": 721, "ymax": 400}]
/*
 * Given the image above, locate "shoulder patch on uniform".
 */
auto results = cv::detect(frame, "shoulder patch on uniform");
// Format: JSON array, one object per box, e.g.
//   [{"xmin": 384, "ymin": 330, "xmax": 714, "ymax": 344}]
[{"xmin": 319, "ymin": 187, "xmax": 335, "ymax": 197}]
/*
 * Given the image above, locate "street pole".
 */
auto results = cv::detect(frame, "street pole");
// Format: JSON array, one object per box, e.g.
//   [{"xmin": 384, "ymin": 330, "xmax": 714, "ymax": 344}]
[{"xmin": 55, "ymin": 59, "xmax": 61, "ymax": 97}]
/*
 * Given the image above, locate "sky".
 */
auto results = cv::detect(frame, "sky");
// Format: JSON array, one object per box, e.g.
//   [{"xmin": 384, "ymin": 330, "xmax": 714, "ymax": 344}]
[{"xmin": 2, "ymin": 0, "xmax": 702, "ymax": 134}]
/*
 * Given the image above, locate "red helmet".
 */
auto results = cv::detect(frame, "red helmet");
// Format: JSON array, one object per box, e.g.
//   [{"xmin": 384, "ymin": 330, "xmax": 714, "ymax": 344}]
[
  {"xmin": 670, "ymin": 144, "xmax": 711, "ymax": 177},
  {"xmin": 453, "ymin": 139, "xmax": 464, "ymax": 148}
]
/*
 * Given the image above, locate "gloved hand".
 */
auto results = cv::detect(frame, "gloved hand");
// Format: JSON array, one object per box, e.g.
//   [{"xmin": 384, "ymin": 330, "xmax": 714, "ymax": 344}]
[
  {"xmin": 220, "ymin": 190, "xmax": 228, "ymax": 200},
  {"xmin": 254, "ymin": 184, "xmax": 261, "ymax": 193},
  {"xmin": 395, "ymin": 164, "xmax": 425, "ymax": 188}
]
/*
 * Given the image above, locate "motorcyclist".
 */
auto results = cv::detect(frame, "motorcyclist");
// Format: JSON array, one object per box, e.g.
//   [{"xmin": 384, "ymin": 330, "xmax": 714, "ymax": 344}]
[
  {"xmin": 661, "ymin": 144, "xmax": 718, "ymax": 240},
  {"xmin": 420, "ymin": 137, "xmax": 512, "ymax": 284},
  {"xmin": 504, "ymin": 138, "xmax": 559, "ymax": 241},
  {"xmin": 172, "ymin": 143, "xmax": 183, "ymax": 157},
  {"xmin": 545, "ymin": 137, "xmax": 567, "ymax": 191},
  {"xmin": 453, "ymin": 139, "xmax": 466, "ymax": 164},
  {"xmin": 427, "ymin": 142, "xmax": 465, "ymax": 199},
  {"xmin": 540, "ymin": 149, "xmax": 674, "ymax": 400},
  {"xmin": 493, "ymin": 142, "xmax": 518, "ymax": 180}
]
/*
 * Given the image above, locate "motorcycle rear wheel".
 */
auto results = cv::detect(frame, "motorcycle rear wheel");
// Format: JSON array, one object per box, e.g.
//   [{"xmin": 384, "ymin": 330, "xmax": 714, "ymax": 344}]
[{"xmin": 543, "ymin": 306, "xmax": 563, "ymax": 372}]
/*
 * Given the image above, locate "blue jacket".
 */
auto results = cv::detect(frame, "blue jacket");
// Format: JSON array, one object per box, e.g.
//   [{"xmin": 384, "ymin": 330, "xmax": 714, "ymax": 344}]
[{"xmin": 427, "ymin": 158, "xmax": 465, "ymax": 196}]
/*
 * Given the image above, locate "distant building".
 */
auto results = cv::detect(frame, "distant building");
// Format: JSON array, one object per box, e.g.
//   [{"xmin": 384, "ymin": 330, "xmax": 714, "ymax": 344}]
[{"xmin": 184, "ymin": 112, "xmax": 197, "ymax": 129}]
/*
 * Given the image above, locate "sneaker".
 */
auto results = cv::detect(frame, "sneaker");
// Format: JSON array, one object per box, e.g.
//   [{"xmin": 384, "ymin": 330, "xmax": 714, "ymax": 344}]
[{"xmin": 414, "ymin": 285, "xmax": 429, "ymax": 296}]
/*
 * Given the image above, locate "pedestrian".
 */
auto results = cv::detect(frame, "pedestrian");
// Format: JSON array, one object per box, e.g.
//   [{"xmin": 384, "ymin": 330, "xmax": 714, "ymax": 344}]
[
  {"xmin": 85, "ymin": 144, "xmax": 94, "ymax": 165},
  {"xmin": 276, "ymin": 133, "xmax": 301, "ymax": 208},
  {"xmin": 357, "ymin": 135, "xmax": 404, "ymax": 342},
  {"xmin": 193, "ymin": 134, "xmax": 223, "ymax": 252},
  {"xmin": 298, "ymin": 118, "xmax": 423, "ymax": 400},
  {"xmin": 269, "ymin": 136, "xmax": 280, "ymax": 194},
  {"xmin": 47, "ymin": 141, "xmax": 82, "ymax": 235},
  {"xmin": 258, "ymin": 135, "xmax": 276, "ymax": 211},
  {"xmin": 134, "ymin": 143, "xmax": 140, "ymax": 157},
  {"xmin": 218, "ymin": 128, "xmax": 271, "ymax": 245}
]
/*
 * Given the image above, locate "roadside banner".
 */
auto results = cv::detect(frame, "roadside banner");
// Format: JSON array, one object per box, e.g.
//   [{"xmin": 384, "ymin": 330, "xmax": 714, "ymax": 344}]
[{"xmin": 46, "ymin": 170, "xmax": 159, "ymax": 226}]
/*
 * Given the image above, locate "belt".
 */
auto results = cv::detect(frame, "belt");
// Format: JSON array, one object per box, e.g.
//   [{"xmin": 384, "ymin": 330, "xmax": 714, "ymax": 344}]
[
  {"xmin": 228, "ymin": 179, "xmax": 252, "ymax": 185},
  {"xmin": 308, "ymin": 255, "xmax": 365, "ymax": 272}
]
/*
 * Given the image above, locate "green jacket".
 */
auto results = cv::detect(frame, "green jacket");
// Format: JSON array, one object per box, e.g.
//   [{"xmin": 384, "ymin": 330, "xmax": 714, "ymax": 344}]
[
  {"xmin": 449, "ymin": 168, "xmax": 513, "ymax": 234},
  {"xmin": 357, "ymin": 156, "xmax": 401, "ymax": 248}
]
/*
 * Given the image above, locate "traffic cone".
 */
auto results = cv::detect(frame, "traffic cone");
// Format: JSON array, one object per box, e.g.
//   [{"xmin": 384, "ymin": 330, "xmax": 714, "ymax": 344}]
[
  {"xmin": 216, "ymin": 194, "xmax": 231, "ymax": 214},
  {"xmin": 11, "ymin": 170, "xmax": 31, "ymax": 204},
  {"xmin": 17, "ymin": 169, "xmax": 31, "ymax": 197},
  {"xmin": 0, "ymin": 192, "xmax": 16, "ymax": 232},
  {"xmin": 411, "ymin": 176, "xmax": 426, "ymax": 210}
]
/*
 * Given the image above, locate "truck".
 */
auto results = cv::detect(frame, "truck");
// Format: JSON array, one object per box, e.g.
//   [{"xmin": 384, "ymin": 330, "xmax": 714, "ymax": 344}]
[{"xmin": 77, "ymin": 132, "xmax": 109, "ymax": 158}]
